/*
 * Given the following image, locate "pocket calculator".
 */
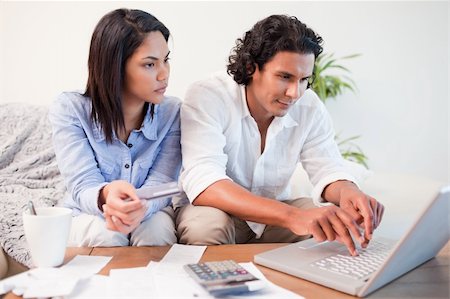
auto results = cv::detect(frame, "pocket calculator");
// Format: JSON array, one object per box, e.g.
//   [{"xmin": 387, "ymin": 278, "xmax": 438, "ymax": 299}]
[{"xmin": 184, "ymin": 260, "xmax": 266, "ymax": 297}]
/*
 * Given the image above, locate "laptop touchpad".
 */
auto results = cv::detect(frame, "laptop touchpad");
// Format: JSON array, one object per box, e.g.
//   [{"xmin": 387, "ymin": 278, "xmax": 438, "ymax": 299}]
[{"xmin": 298, "ymin": 239, "xmax": 344, "ymax": 251}]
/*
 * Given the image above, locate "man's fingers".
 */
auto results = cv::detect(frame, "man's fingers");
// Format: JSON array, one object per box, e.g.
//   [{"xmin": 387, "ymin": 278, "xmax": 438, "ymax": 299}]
[
  {"xmin": 310, "ymin": 221, "xmax": 327, "ymax": 243},
  {"xmin": 369, "ymin": 198, "xmax": 378, "ymax": 228},
  {"xmin": 342, "ymin": 205, "xmax": 363, "ymax": 224},
  {"xmin": 328, "ymin": 212, "xmax": 359, "ymax": 256},
  {"xmin": 376, "ymin": 202, "xmax": 385, "ymax": 228},
  {"xmin": 318, "ymin": 218, "xmax": 337, "ymax": 241},
  {"xmin": 357, "ymin": 196, "xmax": 374, "ymax": 240},
  {"xmin": 336, "ymin": 209, "xmax": 364, "ymax": 243},
  {"xmin": 333, "ymin": 226, "xmax": 358, "ymax": 256}
]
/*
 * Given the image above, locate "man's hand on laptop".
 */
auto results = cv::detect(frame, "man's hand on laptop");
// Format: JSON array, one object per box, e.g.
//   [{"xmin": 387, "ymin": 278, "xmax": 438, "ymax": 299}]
[
  {"xmin": 322, "ymin": 180, "xmax": 385, "ymax": 248},
  {"xmin": 289, "ymin": 206, "xmax": 364, "ymax": 256},
  {"xmin": 336, "ymin": 182, "xmax": 384, "ymax": 247}
]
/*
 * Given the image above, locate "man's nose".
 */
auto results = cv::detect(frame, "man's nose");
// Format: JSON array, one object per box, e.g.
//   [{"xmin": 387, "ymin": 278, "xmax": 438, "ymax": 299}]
[{"xmin": 285, "ymin": 81, "xmax": 300, "ymax": 99}]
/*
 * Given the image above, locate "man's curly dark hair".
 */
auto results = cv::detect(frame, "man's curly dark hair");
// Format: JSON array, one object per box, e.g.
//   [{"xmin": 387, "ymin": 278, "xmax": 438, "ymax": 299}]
[{"xmin": 227, "ymin": 15, "xmax": 323, "ymax": 86}]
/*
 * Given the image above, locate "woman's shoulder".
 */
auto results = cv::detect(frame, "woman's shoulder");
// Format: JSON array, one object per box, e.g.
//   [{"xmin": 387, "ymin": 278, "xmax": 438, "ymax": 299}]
[
  {"xmin": 159, "ymin": 95, "xmax": 181, "ymax": 113},
  {"xmin": 52, "ymin": 91, "xmax": 90, "ymax": 111},
  {"xmin": 162, "ymin": 95, "xmax": 181, "ymax": 106},
  {"xmin": 52, "ymin": 91, "xmax": 90, "ymax": 108}
]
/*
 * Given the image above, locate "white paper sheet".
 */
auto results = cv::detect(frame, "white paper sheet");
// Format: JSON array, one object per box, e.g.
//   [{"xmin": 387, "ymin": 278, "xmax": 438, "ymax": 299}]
[
  {"xmin": 0, "ymin": 255, "xmax": 112, "ymax": 298},
  {"xmin": 109, "ymin": 266, "xmax": 157, "ymax": 298},
  {"xmin": 150, "ymin": 261, "xmax": 210, "ymax": 298},
  {"xmin": 233, "ymin": 263, "xmax": 304, "ymax": 299},
  {"xmin": 61, "ymin": 255, "xmax": 112, "ymax": 278},
  {"xmin": 147, "ymin": 261, "xmax": 304, "ymax": 299},
  {"xmin": 159, "ymin": 243, "xmax": 207, "ymax": 264},
  {"xmin": 23, "ymin": 255, "xmax": 112, "ymax": 298},
  {"xmin": 67, "ymin": 275, "xmax": 113, "ymax": 299},
  {"xmin": 2, "ymin": 251, "xmax": 305, "ymax": 299},
  {"xmin": 0, "ymin": 272, "xmax": 31, "ymax": 296}
]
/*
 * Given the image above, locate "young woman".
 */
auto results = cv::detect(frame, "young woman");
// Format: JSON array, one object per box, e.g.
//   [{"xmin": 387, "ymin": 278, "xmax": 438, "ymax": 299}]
[{"xmin": 49, "ymin": 8, "xmax": 181, "ymax": 246}]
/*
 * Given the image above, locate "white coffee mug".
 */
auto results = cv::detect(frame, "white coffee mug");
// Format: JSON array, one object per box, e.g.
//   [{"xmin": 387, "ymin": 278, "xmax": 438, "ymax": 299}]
[{"xmin": 22, "ymin": 207, "xmax": 72, "ymax": 267}]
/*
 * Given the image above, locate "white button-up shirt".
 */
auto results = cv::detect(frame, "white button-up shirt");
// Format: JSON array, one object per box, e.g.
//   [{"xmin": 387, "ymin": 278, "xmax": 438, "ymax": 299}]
[{"xmin": 180, "ymin": 72, "xmax": 356, "ymax": 237}]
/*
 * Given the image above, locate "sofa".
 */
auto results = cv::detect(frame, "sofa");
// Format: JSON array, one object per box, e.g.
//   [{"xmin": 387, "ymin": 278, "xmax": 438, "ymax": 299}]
[{"xmin": 0, "ymin": 103, "xmax": 66, "ymax": 279}]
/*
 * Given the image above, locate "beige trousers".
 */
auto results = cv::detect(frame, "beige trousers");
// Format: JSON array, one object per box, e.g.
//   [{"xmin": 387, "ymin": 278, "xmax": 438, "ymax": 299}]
[
  {"xmin": 68, "ymin": 206, "xmax": 177, "ymax": 247},
  {"xmin": 176, "ymin": 197, "xmax": 316, "ymax": 245}
]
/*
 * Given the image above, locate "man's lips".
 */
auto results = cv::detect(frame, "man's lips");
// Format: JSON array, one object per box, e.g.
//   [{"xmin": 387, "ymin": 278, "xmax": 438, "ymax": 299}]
[{"xmin": 276, "ymin": 99, "xmax": 293, "ymax": 108}]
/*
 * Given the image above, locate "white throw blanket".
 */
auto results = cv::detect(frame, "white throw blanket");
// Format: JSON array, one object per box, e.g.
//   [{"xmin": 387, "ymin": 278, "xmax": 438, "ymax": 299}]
[{"xmin": 0, "ymin": 103, "xmax": 66, "ymax": 268}]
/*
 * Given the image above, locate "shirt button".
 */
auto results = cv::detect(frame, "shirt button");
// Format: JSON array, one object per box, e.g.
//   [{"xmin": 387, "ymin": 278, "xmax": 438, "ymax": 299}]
[
  {"xmin": 127, "ymin": 143, "xmax": 133, "ymax": 148},
  {"xmin": 124, "ymin": 164, "xmax": 130, "ymax": 169}
]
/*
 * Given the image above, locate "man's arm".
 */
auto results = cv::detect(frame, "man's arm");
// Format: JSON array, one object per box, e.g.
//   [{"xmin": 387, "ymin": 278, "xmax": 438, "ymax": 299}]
[
  {"xmin": 298, "ymin": 92, "xmax": 384, "ymax": 243},
  {"xmin": 194, "ymin": 179, "xmax": 364, "ymax": 256}
]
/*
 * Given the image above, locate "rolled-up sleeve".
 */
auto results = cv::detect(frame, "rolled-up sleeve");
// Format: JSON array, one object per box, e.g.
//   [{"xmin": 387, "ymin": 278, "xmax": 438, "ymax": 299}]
[
  {"xmin": 180, "ymin": 85, "xmax": 232, "ymax": 202},
  {"xmin": 48, "ymin": 94, "xmax": 107, "ymax": 216},
  {"xmin": 300, "ymin": 100, "xmax": 357, "ymax": 206}
]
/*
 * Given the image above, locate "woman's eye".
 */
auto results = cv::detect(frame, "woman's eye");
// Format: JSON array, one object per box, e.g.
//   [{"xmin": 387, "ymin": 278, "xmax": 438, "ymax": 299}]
[{"xmin": 145, "ymin": 63, "xmax": 155, "ymax": 68}]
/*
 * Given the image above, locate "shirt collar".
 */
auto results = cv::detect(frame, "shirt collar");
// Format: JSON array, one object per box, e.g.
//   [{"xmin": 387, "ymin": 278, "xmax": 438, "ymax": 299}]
[
  {"xmin": 140, "ymin": 103, "xmax": 158, "ymax": 141},
  {"xmin": 277, "ymin": 111, "xmax": 298, "ymax": 128},
  {"xmin": 239, "ymin": 85, "xmax": 252, "ymax": 119},
  {"xmin": 92, "ymin": 103, "xmax": 159, "ymax": 142}
]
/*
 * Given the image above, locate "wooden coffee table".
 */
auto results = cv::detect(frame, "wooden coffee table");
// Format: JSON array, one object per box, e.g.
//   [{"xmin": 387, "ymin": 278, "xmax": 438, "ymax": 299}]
[{"xmin": 4, "ymin": 242, "xmax": 449, "ymax": 298}]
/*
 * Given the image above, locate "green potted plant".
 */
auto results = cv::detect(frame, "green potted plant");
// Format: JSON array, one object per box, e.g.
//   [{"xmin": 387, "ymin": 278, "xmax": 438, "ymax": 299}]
[{"xmin": 311, "ymin": 53, "xmax": 368, "ymax": 168}]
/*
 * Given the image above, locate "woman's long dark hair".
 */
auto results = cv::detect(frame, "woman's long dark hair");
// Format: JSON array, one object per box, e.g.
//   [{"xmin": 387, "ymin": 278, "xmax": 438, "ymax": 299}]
[
  {"xmin": 85, "ymin": 8, "xmax": 169, "ymax": 143},
  {"xmin": 227, "ymin": 15, "xmax": 323, "ymax": 86}
]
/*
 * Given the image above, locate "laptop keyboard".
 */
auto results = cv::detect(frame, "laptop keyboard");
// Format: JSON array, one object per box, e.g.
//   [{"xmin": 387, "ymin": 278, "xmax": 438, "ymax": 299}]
[{"xmin": 310, "ymin": 240, "xmax": 393, "ymax": 280}]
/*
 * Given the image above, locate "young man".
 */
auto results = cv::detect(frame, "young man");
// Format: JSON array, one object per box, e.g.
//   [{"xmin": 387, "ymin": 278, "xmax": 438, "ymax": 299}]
[{"xmin": 176, "ymin": 15, "xmax": 384, "ymax": 256}]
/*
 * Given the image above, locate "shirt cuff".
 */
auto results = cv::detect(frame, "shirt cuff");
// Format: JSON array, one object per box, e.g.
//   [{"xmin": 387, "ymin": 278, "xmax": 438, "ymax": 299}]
[
  {"xmin": 142, "ymin": 197, "xmax": 171, "ymax": 221},
  {"xmin": 311, "ymin": 172, "xmax": 358, "ymax": 207},
  {"xmin": 79, "ymin": 183, "xmax": 109, "ymax": 217}
]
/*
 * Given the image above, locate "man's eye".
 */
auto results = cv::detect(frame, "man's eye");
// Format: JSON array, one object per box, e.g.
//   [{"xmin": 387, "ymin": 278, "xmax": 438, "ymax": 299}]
[{"xmin": 279, "ymin": 74, "xmax": 290, "ymax": 80}]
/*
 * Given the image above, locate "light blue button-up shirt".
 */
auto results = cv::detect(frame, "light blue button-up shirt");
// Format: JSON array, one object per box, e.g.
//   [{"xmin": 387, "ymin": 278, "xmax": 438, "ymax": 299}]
[{"xmin": 49, "ymin": 92, "xmax": 181, "ymax": 221}]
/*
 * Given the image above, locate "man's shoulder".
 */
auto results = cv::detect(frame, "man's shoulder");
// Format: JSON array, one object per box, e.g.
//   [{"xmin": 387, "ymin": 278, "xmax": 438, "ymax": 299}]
[
  {"xmin": 186, "ymin": 71, "xmax": 239, "ymax": 97},
  {"xmin": 184, "ymin": 72, "xmax": 243, "ymax": 114}
]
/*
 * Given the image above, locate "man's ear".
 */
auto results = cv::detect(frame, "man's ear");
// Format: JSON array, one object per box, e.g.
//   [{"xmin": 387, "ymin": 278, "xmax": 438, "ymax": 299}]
[{"xmin": 246, "ymin": 62, "xmax": 257, "ymax": 74}]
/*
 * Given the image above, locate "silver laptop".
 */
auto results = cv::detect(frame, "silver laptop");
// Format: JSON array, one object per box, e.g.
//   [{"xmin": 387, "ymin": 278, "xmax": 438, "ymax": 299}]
[{"xmin": 254, "ymin": 186, "xmax": 449, "ymax": 297}]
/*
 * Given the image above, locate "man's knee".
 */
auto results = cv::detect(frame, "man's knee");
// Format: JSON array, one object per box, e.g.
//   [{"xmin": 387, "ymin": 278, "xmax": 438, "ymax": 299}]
[{"xmin": 176, "ymin": 205, "xmax": 235, "ymax": 245}]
